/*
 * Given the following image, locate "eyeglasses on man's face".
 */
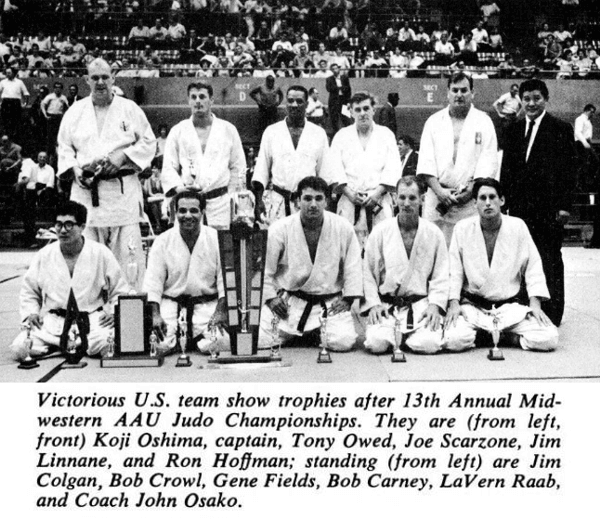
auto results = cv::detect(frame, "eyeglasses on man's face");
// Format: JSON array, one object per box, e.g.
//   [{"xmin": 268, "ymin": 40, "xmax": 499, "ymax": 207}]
[{"xmin": 54, "ymin": 220, "xmax": 79, "ymax": 231}]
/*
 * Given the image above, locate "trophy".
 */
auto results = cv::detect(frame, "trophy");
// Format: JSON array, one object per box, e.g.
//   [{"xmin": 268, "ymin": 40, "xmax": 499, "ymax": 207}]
[
  {"xmin": 207, "ymin": 320, "xmax": 220, "ymax": 361},
  {"xmin": 63, "ymin": 323, "xmax": 87, "ymax": 369},
  {"xmin": 270, "ymin": 314, "xmax": 282, "ymax": 360},
  {"xmin": 126, "ymin": 238, "xmax": 139, "ymax": 293},
  {"xmin": 317, "ymin": 311, "xmax": 332, "ymax": 363},
  {"xmin": 18, "ymin": 322, "xmax": 39, "ymax": 370},
  {"xmin": 211, "ymin": 168, "xmax": 282, "ymax": 366},
  {"xmin": 101, "ymin": 294, "xmax": 162, "ymax": 368},
  {"xmin": 487, "ymin": 306, "xmax": 505, "ymax": 361},
  {"xmin": 176, "ymin": 311, "xmax": 192, "ymax": 367},
  {"xmin": 391, "ymin": 317, "xmax": 407, "ymax": 363}
]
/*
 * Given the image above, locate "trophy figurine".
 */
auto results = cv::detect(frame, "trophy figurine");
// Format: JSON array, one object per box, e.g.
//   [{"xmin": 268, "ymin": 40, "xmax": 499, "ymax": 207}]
[
  {"xmin": 208, "ymin": 320, "xmax": 220, "ymax": 360},
  {"xmin": 63, "ymin": 323, "xmax": 87, "ymax": 368},
  {"xmin": 487, "ymin": 306, "xmax": 505, "ymax": 361},
  {"xmin": 391, "ymin": 317, "xmax": 407, "ymax": 363},
  {"xmin": 317, "ymin": 312, "xmax": 332, "ymax": 364},
  {"xmin": 175, "ymin": 312, "xmax": 192, "ymax": 367},
  {"xmin": 125, "ymin": 238, "xmax": 139, "ymax": 294},
  {"xmin": 18, "ymin": 322, "xmax": 39, "ymax": 370},
  {"xmin": 105, "ymin": 331, "xmax": 115, "ymax": 358},
  {"xmin": 149, "ymin": 331, "xmax": 158, "ymax": 357},
  {"xmin": 270, "ymin": 314, "xmax": 282, "ymax": 360}
]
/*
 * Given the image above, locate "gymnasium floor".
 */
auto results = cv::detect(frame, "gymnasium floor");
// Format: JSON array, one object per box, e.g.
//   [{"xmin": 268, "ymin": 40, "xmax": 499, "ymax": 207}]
[{"xmin": 1, "ymin": 248, "xmax": 599, "ymax": 383}]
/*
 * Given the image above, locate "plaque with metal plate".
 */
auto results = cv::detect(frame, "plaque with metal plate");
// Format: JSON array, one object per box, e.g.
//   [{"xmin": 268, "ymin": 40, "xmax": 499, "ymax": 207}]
[
  {"xmin": 209, "ymin": 175, "xmax": 286, "ymax": 367},
  {"xmin": 101, "ymin": 294, "xmax": 163, "ymax": 368}
]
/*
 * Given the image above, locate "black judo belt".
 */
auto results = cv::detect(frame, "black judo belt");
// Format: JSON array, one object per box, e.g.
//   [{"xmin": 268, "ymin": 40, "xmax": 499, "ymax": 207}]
[
  {"xmin": 273, "ymin": 184, "xmax": 295, "ymax": 216},
  {"xmin": 354, "ymin": 204, "xmax": 376, "ymax": 233},
  {"xmin": 164, "ymin": 293, "xmax": 218, "ymax": 342},
  {"xmin": 462, "ymin": 292, "xmax": 521, "ymax": 311},
  {"xmin": 87, "ymin": 168, "xmax": 136, "ymax": 207},
  {"xmin": 203, "ymin": 186, "xmax": 228, "ymax": 200},
  {"xmin": 287, "ymin": 290, "xmax": 341, "ymax": 333},
  {"xmin": 380, "ymin": 293, "xmax": 427, "ymax": 330},
  {"xmin": 52, "ymin": 294, "xmax": 102, "ymax": 355}
]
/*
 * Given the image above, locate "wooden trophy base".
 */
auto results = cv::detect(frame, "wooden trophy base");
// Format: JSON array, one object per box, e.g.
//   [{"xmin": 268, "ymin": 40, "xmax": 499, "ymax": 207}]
[
  {"xmin": 487, "ymin": 347, "xmax": 505, "ymax": 361},
  {"xmin": 18, "ymin": 357, "xmax": 39, "ymax": 370},
  {"xmin": 176, "ymin": 355, "xmax": 193, "ymax": 367},
  {"xmin": 391, "ymin": 349, "xmax": 407, "ymax": 363},
  {"xmin": 101, "ymin": 356, "xmax": 163, "ymax": 368},
  {"xmin": 317, "ymin": 350, "xmax": 332, "ymax": 363}
]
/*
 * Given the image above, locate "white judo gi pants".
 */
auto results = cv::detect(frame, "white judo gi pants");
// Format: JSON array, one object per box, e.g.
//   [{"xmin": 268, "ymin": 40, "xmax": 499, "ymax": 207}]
[
  {"xmin": 258, "ymin": 293, "xmax": 358, "ymax": 352},
  {"xmin": 84, "ymin": 224, "xmax": 145, "ymax": 292},
  {"xmin": 158, "ymin": 298, "xmax": 229, "ymax": 354},
  {"xmin": 10, "ymin": 310, "xmax": 112, "ymax": 361},
  {"xmin": 337, "ymin": 192, "xmax": 394, "ymax": 250},
  {"xmin": 364, "ymin": 298, "xmax": 444, "ymax": 355},
  {"xmin": 443, "ymin": 303, "xmax": 559, "ymax": 352}
]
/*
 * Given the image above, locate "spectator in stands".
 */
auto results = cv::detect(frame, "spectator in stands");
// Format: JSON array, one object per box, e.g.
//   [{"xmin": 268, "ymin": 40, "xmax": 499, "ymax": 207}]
[
  {"xmin": 142, "ymin": 163, "xmax": 165, "ymax": 234},
  {"xmin": 196, "ymin": 59, "xmax": 214, "ymax": 78},
  {"xmin": 212, "ymin": 50, "xmax": 233, "ymax": 77},
  {"xmin": 519, "ymin": 58, "xmax": 539, "ymax": 79},
  {"xmin": 166, "ymin": 14, "xmax": 187, "ymax": 44},
  {"xmin": 326, "ymin": 63, "xmax": 351, "ymax": 133},
  {"xmin": 33, "ymin": 151, "xmax": 56, "ymax": 208},
  {"xmin": 471, "ymin": 20, "xmax": 490, "ymax": 51},
  {"xmin": 493, "ymin": 83, "xmax": 522, "ymax": 147},
  {"xmin": 389, "ymin": 47, "xmax": 408, "ymax": 77},
  {"xmin": 364, "ymin": 50, "xmax": 388, "ymax": 78},
  {"xmin": 414, "ymin": 25, "xmax": 431, "ymax": 51},
  {"xmin": 553, "ymin": 23, "xmax": 572, "ymax": 43},
  {"xmin": 250, "ymin": 75, "xmax": 284, "ymax": 135},
  {"xmin": 330, "ymin": 47, "xmax": 351, "ymax": 71},
  {"xmin": 52, "ymin": 32, "xmax": 69, "ymax": 53},
  {"xmin": 556, "ymin": 49, "xmax": 574, "ymax": 79},
  {"xmin": 16, "ymin": 61, "xmax": 30, "ymax": 79},
  {"xmin": 181, "ymin": 28, "xmax": 203, "ymax": 62},
  {"xmin": 361, "ymin": 22, "xmax": 384, "ymax": 51},
  {"xmin": 0, "ymin": 66, "xmax": 29, "ymax": 140},
  {"xmin": 312, "ymin": 42, "xmax": 330, "ymax": 68},
  {"xmin": 306, "ymin": 87, "xmax": 325, "ymax": 127},
  {"xmin": 329, "ymin": 21, "xmax": 348, "ymax": 48},
  {"xmin": 573, "ymin": 49, "xmax": 592, "ymax": 78},
  {"xmin": 314, "ymin": 59, "xmax": 332, "ymax": 78},
  {"xmin": 435, "ymin": 32, "xmax": 454, "ymax": 65},
  {"xmin": 252, "ymin": 56, "xmax": 274, "ymax": 78},
  {"xmin": 150, "ymin": 18, "xmax": 168, "ymax": 47},
  {"xmin": 574, "ymin": 104, "xmax": 597, "ymax": 191},
  {"xmin": 0, "ymin": 133, "xmax": 22, "ymax": 182},
  {"xmin": 480, "ymin": 1, "xmax": 500, "ymax": 22},
  {"xmin": 26, "ymin": 44, "xmax": 44, "ymax": 68},
  {"xmin": 128, "ymin": 18, "xmax": 150, "ymax": 48},
  {"xmin": 69, "ymin": 36, "xmax": 86, "ymax": 60},
  {"xmin": 14, "ymin": 150, "xmax": 39, "ymax": 246},
  {"xmin": 398, "ymin": 134, "xmax": 418, "ymax": 178},
  {"xmin": 458, "ymin": 33, "xmax": 478, "ymax": 65},
  {"xmin": 293, "ymin": 44, "xmax": 312, "ymax": 70},
  {"xmin": 489, "ymin": 26, "xmax": 503, "ymax": 51},
  {"xmin": 41, "ymin": 82, "xmax": 70, "ymax": 157},
  {"xmin": 59, "ymin": 44, "xmax": 81, "ymax": 70},
  {"xmin": 406, "ymin": 50, "xmax": 425, "ymax": 73},
  {"xmin": 199, "ymin": 33, "xmax": 221, "ymax": 56},
  {"xmin": 374, "ymin": 92, "xmax": 398, "ymax": 138},
  {"xmin": 398, "ymin": 21, "xmax": 416, "ymax": 51}
]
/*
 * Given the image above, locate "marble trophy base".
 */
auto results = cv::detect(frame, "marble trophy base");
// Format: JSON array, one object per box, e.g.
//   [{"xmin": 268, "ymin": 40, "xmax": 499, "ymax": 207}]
[
  {"xmin": 176, "ymin": 354, "xmax": 193, "ymax": 367},
  {"xmin": 18, "ymin": 357, "xmax": 39, "ymax": 370},
  {"xmin": 488, "ymin": 347, "xmax": 505, "ymax": 361}
]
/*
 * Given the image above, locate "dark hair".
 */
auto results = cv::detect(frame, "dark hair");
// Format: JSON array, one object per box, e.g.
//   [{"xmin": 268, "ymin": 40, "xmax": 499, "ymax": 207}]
[
  {"xmin": 387, "ymin": 92, "xmax": 399, "ymax": 104},
  {"xmin": 398, "ymin": 134, "xmax": 415, "ymax": 148},
  {"xmin": 187, "ymin": 82, "xmax": 213, "ymax": 97},
  {"xmin": 296, "ymin": 176, "xmax": 330, "ymax": 199},
  {"xmin": 287, "ymin": 84, "xmax": 308, "ymax": 101},
  {"xmin": 56, "ymin": 200, "xmax": 87, "ymax": 225},
  {"xmin": 472, "ymin": 178, "xmax": 504, "ymax": 199},
  {"xmin": 157, "ymin": 123, "xmax": 168, "ymax": 133},
  {"xmin": 584, "ymin": 104, "xmax": 596, "ymax": 113},
  {"xmin": 510, "ymin": 83, "xmax": 519, "ymax": 89},
  {"xmin": 173, "ymin": 190, "xmax": 206, "ymax": 212},
  {"xmin": 53, "ymin": 82, "xmax": 63, "ymax": 89},
  {"xmin": 448, "ymin": 71, "xmax": 473, "ymax": 90},
  {"xmin": 397, "ymin": 175, "xmax": 425, "ymax": 195},
  {"xmin": 349, "ymin": 91, "xmax": 375, "ymax": 107},
  {"xmin": 519, "ymin": 79, "xmax": 549, "ymax": 100},
  {"xmin": 308, "ymin": 87, "xmax": 318, "ymax": 95}
]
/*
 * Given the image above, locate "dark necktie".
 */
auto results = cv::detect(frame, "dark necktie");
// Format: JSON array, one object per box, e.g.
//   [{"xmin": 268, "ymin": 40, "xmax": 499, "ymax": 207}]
[{"xmin": 524, "ymin": 119, "xmax": 535, "ymax": 156}]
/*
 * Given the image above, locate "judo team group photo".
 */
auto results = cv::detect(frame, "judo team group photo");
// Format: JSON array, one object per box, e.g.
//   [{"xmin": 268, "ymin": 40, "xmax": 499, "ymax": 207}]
[{"xmin": 8, "ymin": 56, "xmax": 579, "ymax": 364}]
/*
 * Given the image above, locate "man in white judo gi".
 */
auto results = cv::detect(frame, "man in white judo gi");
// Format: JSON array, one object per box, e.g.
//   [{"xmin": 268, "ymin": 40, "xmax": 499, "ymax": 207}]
[
  {"xmin": 260, "ymin": 176, "xmax": 362, "ymax": 351},
  {"xmin": 417, "ymin": 72, "xmax": 498, "ymax": 245},
  {"xmin": 330, "ymin": 91, "xmax": 401, "ymax": 249},
  {"xmin": 363, "ymin": 176, "xmax": 449, "ymax": 354},
  {"xmin": 10, "ymin": 201, "xmax": 129, "ymax": 361},
  {"xmin": 161, "ymin": 82, "xmax": 246, "ymax": 229},
  {"xmin": 444, "ymin": 178, "xmax": 558, "ymax": 352},
  {"xmin": 143, "ymin": 191, "xmax": 229, "ymax": 354},
  {"xmin": 57, "ymin": 58, "xmax": 156, "ymax": 291},
  {"xmin": 251, "ymin": 85, "xmax": 331, "ymax": 224}
]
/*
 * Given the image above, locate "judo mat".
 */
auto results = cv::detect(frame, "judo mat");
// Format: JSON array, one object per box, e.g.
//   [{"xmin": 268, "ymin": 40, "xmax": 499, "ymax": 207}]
[{"xmin": 1, "ymin": 248, "xmax": 599, "ymax": 383}]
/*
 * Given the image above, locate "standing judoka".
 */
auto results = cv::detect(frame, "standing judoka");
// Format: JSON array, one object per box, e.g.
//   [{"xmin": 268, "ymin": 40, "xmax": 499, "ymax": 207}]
[
  {"xmin": 260, "ymin": 176, "xmax": 362, "ymax": 351},
  {"xmin": 363, "ymin": 176, "xmax": 449, "ymax": 354},
  {"xmin": 444, "ymin": 178, "xmax": 558, "ymax": 352},
  {"xmin": 417, "ymin": 72, "xmax": 498, "ymax": 245},
  {"xmin": 252, "ymin": 85, "xmax": 331, "ymax": 224},
  {"xmin": 143, "ymin": 191, "xmax": 229, "ymax": 354},
  {"xmin": 10, "ymin": 201, "xmax": 128, "ymax": 361},
  {"xmin": 161, "ymin": 82, "xmax": 246, "ymax": 229},
  {"xmin": 57, "ymin": 58, "xmax": 156, "ymax": 291},
  {"xmin": 330, "ymin": 91, "xmax": 401, "ymax": 249}
]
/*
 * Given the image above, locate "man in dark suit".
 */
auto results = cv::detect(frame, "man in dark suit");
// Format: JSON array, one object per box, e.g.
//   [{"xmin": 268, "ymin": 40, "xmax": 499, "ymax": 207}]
[
  {"xmin": 374, "ymin": 92, "xmax": 399, "ymax": 138},
  {"xmin": 398, "ymin": 134, "xmax": 418, "ymax": 178},
  {"xmin": 326, "ymin": 63, "xmax": 351, "ymax": 134},
  {"xmin": 501, "ymin": 79, "xmax": 576, "ymax": 326}
]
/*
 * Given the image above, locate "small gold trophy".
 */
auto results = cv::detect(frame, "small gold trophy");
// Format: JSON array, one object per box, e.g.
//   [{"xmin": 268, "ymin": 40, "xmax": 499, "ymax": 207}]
[
  {"xmin": 207, "ymin": 320, "xmax": 220, "ymax": 361},
  {"xmin": 175, "ymin": 312, "xmax": 192, "ymax": 367},
  {"xmin": 126, "ymin": 238, "xmax": 139, "ymax": 294},
  {"xmin": 18, "ymin": 322, "xmax": 39, "ymax": 370},
  {"xmin": 317, "ymin": 312, "xmax": 332, "ymax": 363},
  {"xmin": 391, "ymin": 317, "xmax": 407, "ymax": 363},
  {"xmin": 105, "ymin": 331, "xmax": 115, "ymax": 358},
  {"xmin": 149, "ymin": 330, "xmax": 158, "ymax": 357},
  {"xmin": 487, "ymin": 307, "xmax": 504, "ymax": 361},
  {"xmin": 270, "ymin": 314, "xmax": 282, "ymax": 360},
  {"xmin": 64, "ymin": 323, "xmax": 87, "ymax": 368}
]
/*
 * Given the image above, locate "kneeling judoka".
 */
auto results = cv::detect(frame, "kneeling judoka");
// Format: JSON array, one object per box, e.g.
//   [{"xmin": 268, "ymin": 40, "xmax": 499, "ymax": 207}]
[
  {"xmin": 444, "ymin": 178, "xmax": 558, "ymax": 351},
  {"xmin": 10, "ymin": 201, "xmax": 129, "ymax": 360},
  {"xmin": 260, "ymin": 176, "xmax": 363, "ymax": 351},
  {"xmin": 143, "ymin": 191, "xmax": 229, "ymax": 354},
  {"xmin": 363, "ymin": 176, "xmax": 449, "ymax": 354}
]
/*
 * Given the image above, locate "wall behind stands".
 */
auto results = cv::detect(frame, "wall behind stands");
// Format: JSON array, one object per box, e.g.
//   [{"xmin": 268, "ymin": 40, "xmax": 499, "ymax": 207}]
[{"xmin": 25, "ymin": 78, "xmax": 600, "ymax": 146}]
